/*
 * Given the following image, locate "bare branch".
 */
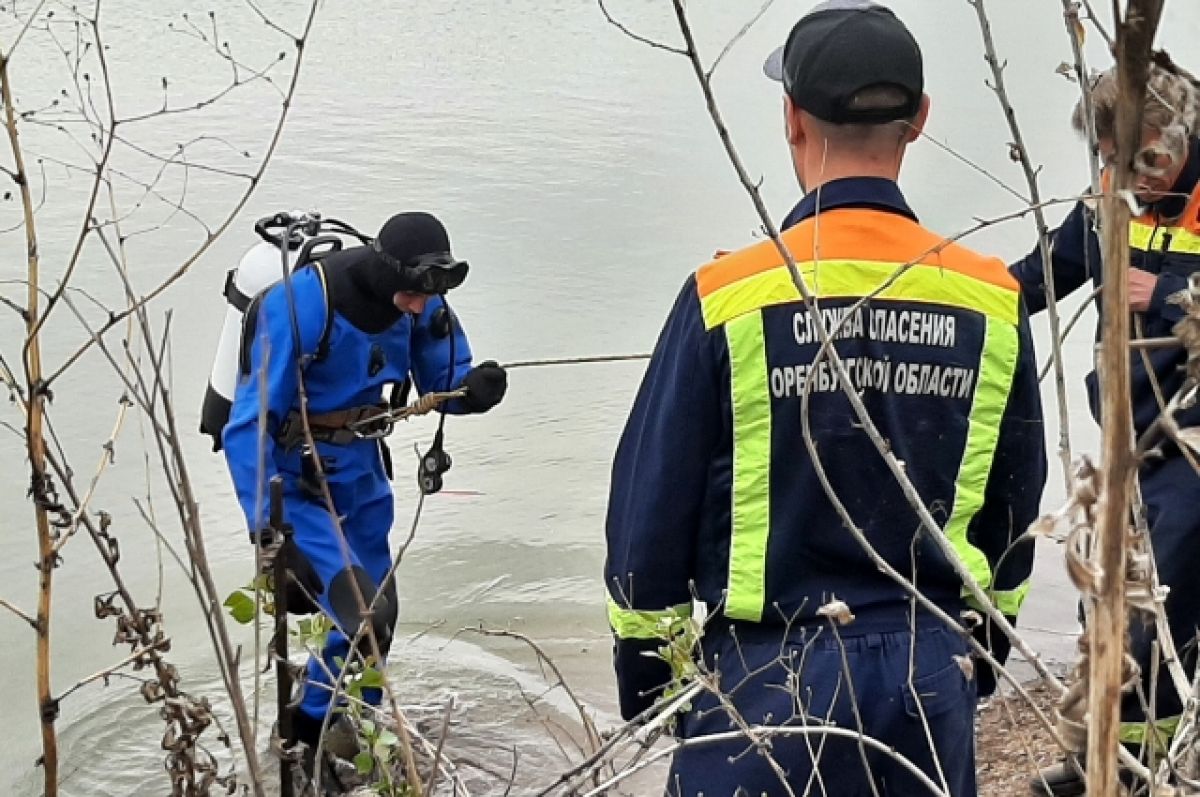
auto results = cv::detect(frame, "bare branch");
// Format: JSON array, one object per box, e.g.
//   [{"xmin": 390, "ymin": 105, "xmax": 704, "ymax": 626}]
[
  {"xmin": 968, "ymin": 0, "xmax": 1074, "ymax": 490},
  {"xmin": 596, "ymin": 0, "xmax": 686, "ymax": 56},
  {"xmin": 42, "ymin": 0, "xmax": 325, "ymax": 389},
  {"xmin": 0, "ymin": 596, "xmax": 38, "ymax": 629},
  {"xmin": 56, "ymin": 637, "xmax": 172, "ymax": 702},
  {"xmin": 581, "ymin": 725, "xmax": 951, "ymax": 797},
  {"xmin": 1086, "ymin": 4, "xmax": 1164, "ymax": 793},
  {"xmin": 705, "ymin": 0, "xmax": 777, "ymax": 81}
]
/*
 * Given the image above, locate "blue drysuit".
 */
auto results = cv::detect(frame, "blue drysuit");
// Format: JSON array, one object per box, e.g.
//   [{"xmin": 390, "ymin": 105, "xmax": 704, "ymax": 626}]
[
  {"xmin": 223, "ymin": 264, "xmax": 474, "ymax": 722},
  {"xmin": 1010, "ymin": 136, "xmax": 1200, "ymax": 746}
]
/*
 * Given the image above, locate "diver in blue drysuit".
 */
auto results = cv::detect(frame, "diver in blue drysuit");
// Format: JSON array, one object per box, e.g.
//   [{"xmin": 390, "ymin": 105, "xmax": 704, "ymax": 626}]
[{"xmin": 222, "ymin": 212, "xmax": 507, "ymax": 758}]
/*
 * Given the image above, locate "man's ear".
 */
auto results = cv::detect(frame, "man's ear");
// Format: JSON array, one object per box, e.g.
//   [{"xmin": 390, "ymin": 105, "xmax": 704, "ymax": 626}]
[
  {"xmin": 784, "ymin": 95, "xmax": 805, "ymax": 148},
  {"xmin": 902, "ymin": 94, "xmax": 931, "ymax": 144}
]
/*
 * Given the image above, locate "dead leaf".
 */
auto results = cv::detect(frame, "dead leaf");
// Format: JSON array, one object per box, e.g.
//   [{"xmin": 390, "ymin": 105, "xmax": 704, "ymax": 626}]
[{"xmin": 817, "ymin": 600, "xmax": 855, "ymax": 626}]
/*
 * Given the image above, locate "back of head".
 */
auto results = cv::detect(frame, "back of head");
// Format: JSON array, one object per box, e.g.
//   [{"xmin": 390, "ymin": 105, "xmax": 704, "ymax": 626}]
[{"xmin": 765, "ymin": 0, "xmax": 923, "ymax": 148}]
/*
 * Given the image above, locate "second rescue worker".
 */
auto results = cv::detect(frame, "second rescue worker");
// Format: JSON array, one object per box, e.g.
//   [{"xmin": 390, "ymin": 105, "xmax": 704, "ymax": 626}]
[{"xmin": 603, "ymin": 2, "xmax": 1047, "ymax": 795}]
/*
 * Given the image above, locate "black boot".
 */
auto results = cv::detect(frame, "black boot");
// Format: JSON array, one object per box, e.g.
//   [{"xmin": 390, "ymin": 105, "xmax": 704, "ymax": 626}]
[
  {"xmin": 1029, "ymin": 756, "xmax": 1086, "ymax": 797},
  {"xmin": 292, "ymin": 711, "xmax": 357, "ymax": 796}
]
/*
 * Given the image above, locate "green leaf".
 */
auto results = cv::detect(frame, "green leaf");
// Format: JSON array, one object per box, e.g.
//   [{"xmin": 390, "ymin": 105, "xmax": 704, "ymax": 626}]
[
  {"xmin": 377, "ymin": 729, "xmax": 398, "ymax": 748},
  {"xmin": 223, "ymin": 590, "xmax": 256, "ymax": 624},
  {"xmin": 357, "ymin": 667, "xmax": 385, "ymax": 690},
  {"xmin": 292, "ymin": 616, "xmax": 331, "ymax": 648},
  {"xmin": 353, "ymin": 750, "xmax": 374, "ymax": 775}
]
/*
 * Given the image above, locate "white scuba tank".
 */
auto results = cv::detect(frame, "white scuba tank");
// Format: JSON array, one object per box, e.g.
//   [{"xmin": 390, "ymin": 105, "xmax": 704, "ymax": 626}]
[
  {"xmin": 200, "ymin": 239, "xmax": 301, "ymax": 450},
  {"xmin": 200, "ymin": 211, "xmax": 372, "ymax": 451}
]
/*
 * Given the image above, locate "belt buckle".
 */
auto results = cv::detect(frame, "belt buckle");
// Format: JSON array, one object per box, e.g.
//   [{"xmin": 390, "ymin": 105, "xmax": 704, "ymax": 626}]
[{"xmin": 349, "ymin": 411, "xmax": 394, "ymax": 440}]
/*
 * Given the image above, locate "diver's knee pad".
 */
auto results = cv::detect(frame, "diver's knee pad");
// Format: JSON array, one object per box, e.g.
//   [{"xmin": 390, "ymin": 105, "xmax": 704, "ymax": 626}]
[{"xmin": 328, "ymin": 567, "xmax": 398, "ymax": 656}]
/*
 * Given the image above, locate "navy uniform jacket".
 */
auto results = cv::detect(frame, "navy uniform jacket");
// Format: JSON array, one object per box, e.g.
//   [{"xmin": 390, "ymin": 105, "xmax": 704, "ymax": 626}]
[
  {"xmin": 1011, "ymin": 136, "xmax": 1200, "ymax": 436},
  {"xmin": 604, "ymin": 178, "xmax": 1046, "ymax": 720}
]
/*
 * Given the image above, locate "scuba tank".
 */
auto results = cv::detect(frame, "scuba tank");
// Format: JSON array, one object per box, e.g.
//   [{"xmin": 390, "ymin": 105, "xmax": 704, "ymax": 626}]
[{"xmin": 199, "ymin": 210, "xmax": 371, "ymax": 451}]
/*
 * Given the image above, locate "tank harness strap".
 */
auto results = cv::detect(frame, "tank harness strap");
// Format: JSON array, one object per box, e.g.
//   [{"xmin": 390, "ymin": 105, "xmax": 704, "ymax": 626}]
[
  {"xmin": 277, "ymin": 402, "xmax": 390, "ymax": 449},
  {"xmin": 238, "ymin": 293, "xmax": 265, "ymax": 377},
  {"xmin": 223, "ymin": 269, "xmax": 253, "ymax": 313},
  {"xmin": 237, "ymin": 262, "xmax": 335, "ymax": 378},
  {"xmin": 313, "ymin": 262, "xmax": 335, "ymax": 362}
]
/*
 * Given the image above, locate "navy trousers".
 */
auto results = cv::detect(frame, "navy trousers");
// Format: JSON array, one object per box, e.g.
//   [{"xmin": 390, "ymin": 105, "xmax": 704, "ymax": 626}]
[
  {"xmin": 1121, "ymin": 454, "xmax": 1200, "ymax": 743},
  {"xmin": 668, "ymin": 621, "xmax": 977, "ymax": 797}
]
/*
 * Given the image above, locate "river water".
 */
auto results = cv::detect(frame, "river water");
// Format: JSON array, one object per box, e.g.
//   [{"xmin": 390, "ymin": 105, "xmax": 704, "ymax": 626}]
[{"xmin": 2, "ymin": 1, "xmax": 1199, "ymax": 794}]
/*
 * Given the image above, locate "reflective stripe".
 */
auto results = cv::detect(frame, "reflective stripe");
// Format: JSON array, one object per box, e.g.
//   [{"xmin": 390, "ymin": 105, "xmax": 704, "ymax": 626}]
[
  {"xmin": 606, "ymin": 594, "xmax": 693, "ymax": 641},
  {"xmin": 941, "ymin": 318, "xmax": 1019, "ymax": 593},
  {"xmin": 991, "ymin": 582, "xmax": 1029, "ymax": 615},
  {"xmin": 1129, "ymin": 219, "xmax": 1200, "ymax": 255},
  {"xmin": 699, "ymin": 260, "xmax": 1020, "ymax": 331},
  {"xmin": 725, "ymin": 311, "xmax": 773, "ymax": 622},
  {"xmin": 696, "ymin": 211, "xmax": 1018, "ymax": 298},
  {"xmin": 965, "ymin": 581, "xmax": 1030, "ymax": 616},
  {"xmin": 1119, "ymin": 716, "xmax": 1180, "ymax": 750}
]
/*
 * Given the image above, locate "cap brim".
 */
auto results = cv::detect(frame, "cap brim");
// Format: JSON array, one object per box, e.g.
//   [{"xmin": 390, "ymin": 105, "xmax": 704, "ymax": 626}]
[{"xmin": 763, "ymin": 45, "xmax": 785, "ymax": 82}]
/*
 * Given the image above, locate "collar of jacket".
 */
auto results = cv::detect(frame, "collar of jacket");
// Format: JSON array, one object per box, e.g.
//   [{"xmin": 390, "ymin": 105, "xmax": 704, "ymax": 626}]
[
  {"xmin": 1147, "ymin": 136, "xmax": 1200, "ymax": 220},
  {"xmin": 781, "ymin": 177, "xmax": 919, "ymax": 230}
]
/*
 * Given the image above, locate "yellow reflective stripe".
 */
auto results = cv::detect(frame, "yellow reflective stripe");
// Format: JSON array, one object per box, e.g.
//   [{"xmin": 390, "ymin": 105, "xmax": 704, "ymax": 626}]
[
  {"xmin": 702, "ymin": 265, "xmax": 802, "ymax": 331},
  {"xmin": 1129, "ymin": 220, "xmax": 1200, "ymax": 254},
  {"xmin": 725, "ymin": 311, "xmax": 772, "ymax": 622},
  {"xmin": 942, "ymin": 318, "xmax": 1019, "ymax": 593},
  {"xmin": 965, "ymin": 581, "xmax": 1031, "ymax": 616},
  {"xmin": 1119, "ymin": 716, "xmax": 1180, "ymax": 751},
  {"xmin": 606, "ymin": 594, "xmax": 693, "ymax": 641},
  {"xmin": 699, "ymin": 260, "xmax": 1019, "ymax": 331}
]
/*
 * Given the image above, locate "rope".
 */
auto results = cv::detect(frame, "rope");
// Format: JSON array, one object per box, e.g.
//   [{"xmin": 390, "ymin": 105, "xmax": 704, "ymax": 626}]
[
  {"xmin": 342, "ymin": 353, "xmax": 651, "ymax": 435},
  {"xmin": 500, "ymin": 353, "xmax": 650, "ymax": 370},
  {"xmin": 406, "ymin": 389, "xmax": 464, "ymax": 418}
]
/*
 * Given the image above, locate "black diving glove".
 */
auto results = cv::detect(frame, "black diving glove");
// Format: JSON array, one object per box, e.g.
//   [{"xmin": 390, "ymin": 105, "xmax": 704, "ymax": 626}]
[{"xmin": 461, "ymin": 360, "xmax": 507, "ymax": 413}]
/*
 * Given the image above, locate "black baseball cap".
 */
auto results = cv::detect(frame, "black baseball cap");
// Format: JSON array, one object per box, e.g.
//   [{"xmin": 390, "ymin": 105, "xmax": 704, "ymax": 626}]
[{"xmin": 764, "ymin": 1, "xmax": 923, "ymax": 124}]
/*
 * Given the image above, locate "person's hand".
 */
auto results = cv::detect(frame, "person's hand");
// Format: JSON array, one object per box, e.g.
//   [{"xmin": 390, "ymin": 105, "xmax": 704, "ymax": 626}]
[
  {"xmin": 461, "ymin": 360, "xmax": 507, "ymax": 413},
  {"xmin": 1129, "ymin": 268, "xmax": 1159, "ymax": 312}
]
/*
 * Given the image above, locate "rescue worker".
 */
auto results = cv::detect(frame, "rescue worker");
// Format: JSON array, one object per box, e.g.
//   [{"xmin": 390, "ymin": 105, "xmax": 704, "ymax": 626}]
[
  {"xmin": 603, "ymin": 3, "xmax": 1046, "ymax": 795},
  {"xmin": 222, "ymin": 211, "xmax": 507, "ymax": 779},
  {"xmin": 1017, "ymin": 62, "xmax": 1200, "ymax": 796}
]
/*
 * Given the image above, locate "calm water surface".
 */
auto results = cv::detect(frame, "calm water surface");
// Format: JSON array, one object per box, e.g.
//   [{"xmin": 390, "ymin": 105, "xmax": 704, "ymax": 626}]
[{"xmin": 1, "ymin": 1, "xmax": 1198, "ymax": 794}]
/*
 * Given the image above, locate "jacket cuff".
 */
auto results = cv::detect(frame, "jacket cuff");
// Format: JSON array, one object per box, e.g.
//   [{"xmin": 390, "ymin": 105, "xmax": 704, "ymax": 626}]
[{"xmin": 1149, "ymin": 271, "xmax": 1188, "ymax": 320}]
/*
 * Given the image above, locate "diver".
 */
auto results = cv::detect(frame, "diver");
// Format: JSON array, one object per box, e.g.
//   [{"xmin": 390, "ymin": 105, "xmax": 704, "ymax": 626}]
[{"xmin": 221, "ymin": 211, "xmax": 507, "ymax": 786}]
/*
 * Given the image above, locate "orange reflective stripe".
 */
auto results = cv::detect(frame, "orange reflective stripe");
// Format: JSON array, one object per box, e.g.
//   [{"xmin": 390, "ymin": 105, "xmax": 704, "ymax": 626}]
[
  {"xmin": 697, "ymin": 210, "xmax": 1016, "ymax": 303},
  {"xmin": 698, "ymin": 258, "xmax": 1020, "ymax": 330}
]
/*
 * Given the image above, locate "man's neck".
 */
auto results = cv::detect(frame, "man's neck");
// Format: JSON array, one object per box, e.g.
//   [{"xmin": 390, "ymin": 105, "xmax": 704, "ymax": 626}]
[{"xmin": 800, "ymin": 157, "xmax": 901, "ymax": 193}]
